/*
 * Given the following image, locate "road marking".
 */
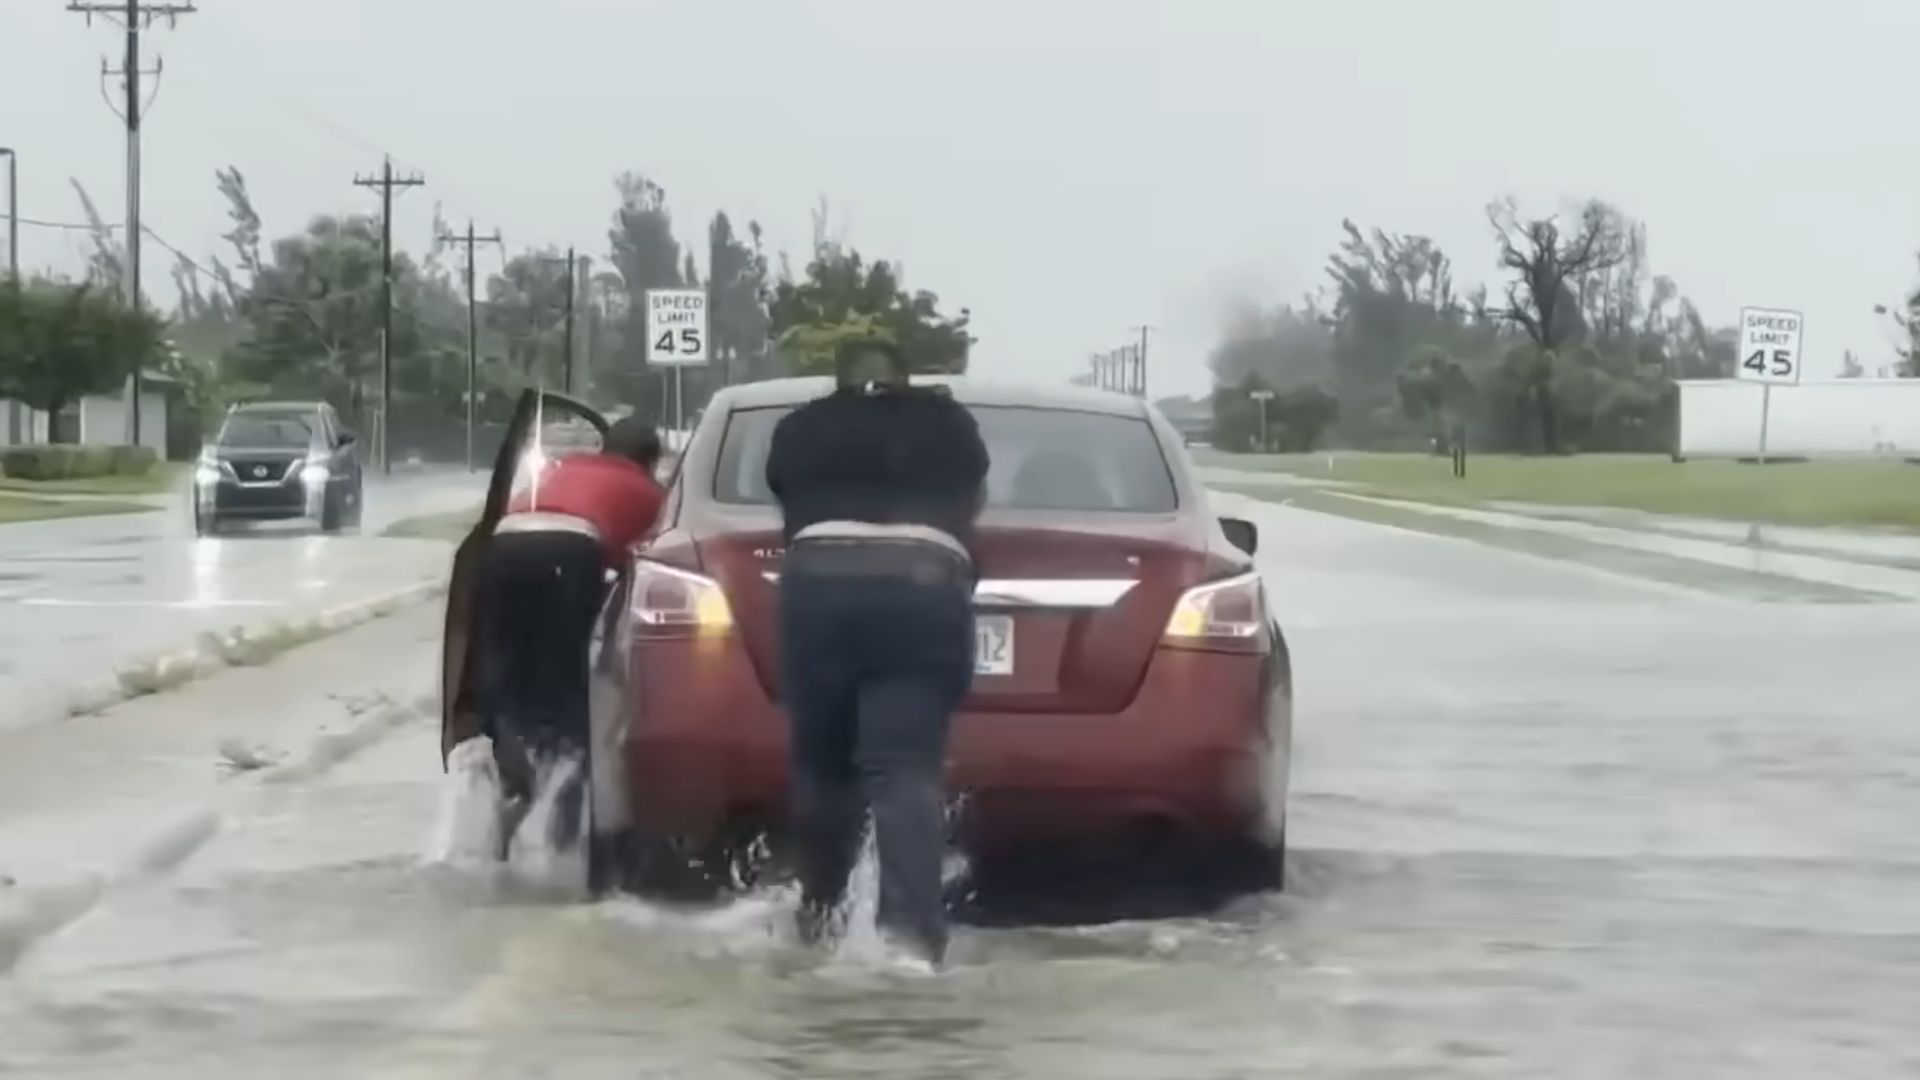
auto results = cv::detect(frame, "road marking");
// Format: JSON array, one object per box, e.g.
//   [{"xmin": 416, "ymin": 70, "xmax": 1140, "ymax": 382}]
[{"xmin": 17, "ymin": 597, "xmax": 281, "ymax": 609}]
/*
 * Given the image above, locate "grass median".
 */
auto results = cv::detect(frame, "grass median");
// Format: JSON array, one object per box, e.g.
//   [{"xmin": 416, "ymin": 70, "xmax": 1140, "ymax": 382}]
[
  {"xmin": 0, "ymin": 493, "xmax": 154, "ymax": 524},
  {"xmin": 382, "ymin": 507, "xmax": 480, "ymax": 543},
  {"xmin": 1199, "ymin": 450, "xmax": 1920, "ymax": 531},
  {"xmin": 0, "ymin": 461, "xmax": 188, "ymax": 497}
]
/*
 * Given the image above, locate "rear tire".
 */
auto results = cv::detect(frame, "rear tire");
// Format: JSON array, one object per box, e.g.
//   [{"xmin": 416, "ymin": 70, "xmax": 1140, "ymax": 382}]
[
  {"xmin": 319, "ymin": 489, "xmax": 343, "ymax": 534},
  {"xmin": 1215, "ymin": 827, "xmax": 1286, "ymax": 894},
  {"xmin": 589, "ymin": 826, "xmax": 724, "ymax": 901}
]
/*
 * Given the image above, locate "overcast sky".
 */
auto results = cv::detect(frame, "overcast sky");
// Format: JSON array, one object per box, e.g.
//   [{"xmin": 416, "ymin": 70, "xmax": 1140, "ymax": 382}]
[{"xmin": 6, "ymin": 0, "xmax": 1918, "ymax": 395}]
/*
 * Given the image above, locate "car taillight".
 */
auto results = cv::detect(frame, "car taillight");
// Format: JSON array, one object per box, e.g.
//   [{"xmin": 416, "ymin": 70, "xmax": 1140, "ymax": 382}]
[
  {"xmin": 631, "ymin": 559, "xmax": 735, "ymax": 637},
  {"xmin": 1162, "ymin": 571, "xmax": 1267, "ymax": 650}
]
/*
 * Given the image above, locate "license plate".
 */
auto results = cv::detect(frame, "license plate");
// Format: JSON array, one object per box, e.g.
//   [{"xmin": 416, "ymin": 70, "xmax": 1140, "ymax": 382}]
[{"xmin": 974, "ymin": 615, "xmax": 1014, "ymax": 677}]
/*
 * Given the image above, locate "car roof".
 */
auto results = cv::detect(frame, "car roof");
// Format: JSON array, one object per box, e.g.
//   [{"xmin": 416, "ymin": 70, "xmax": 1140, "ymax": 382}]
[{"xmin": 709, "ymin": 376, "xmax": 1152, "ymax": 418}]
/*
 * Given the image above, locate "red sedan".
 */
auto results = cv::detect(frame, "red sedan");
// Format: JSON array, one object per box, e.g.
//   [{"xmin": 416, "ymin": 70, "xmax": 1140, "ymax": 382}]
[{"xmin": 444, "ymin": 381, "xmax": 1292, "ymax": 899}]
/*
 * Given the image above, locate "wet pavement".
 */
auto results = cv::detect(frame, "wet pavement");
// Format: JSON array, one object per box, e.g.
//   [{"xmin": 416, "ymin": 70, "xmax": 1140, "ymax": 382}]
[
  {"xmin": 2, "ymin": 495, "xmax": 1918, "ymax": 1077},
  {"xmin": 0, "ymin": 469, "xmax": 482, "ymax": 731}
]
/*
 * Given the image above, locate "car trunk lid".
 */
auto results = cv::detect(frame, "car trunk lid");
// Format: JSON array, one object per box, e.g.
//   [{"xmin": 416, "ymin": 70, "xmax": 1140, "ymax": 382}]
[{"xmin": 701, "ymin": 511, "xmax": 1208, "ymax": 714}]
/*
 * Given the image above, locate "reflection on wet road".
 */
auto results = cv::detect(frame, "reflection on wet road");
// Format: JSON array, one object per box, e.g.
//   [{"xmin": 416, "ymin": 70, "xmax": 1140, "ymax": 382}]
[
  {"xmin": 3, "ymin": 497, "xmax": 1919, "ymax": 1077},
  {"xmin": 0, "ymin": 470, "xmax": 481, "ymax": 728}
]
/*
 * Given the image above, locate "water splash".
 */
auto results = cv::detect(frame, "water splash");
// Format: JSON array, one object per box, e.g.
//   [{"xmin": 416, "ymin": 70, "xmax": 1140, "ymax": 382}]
[
  {"xmin": 506, "ymin": 756, "xmax": 589, "ymax": 897},
  {"xmin": 820, "ymin": 824, "xmax": 939, "ymax": 978},
  {"xmin": 424, "ymin": 736, "xmax": 503, "ymax": 867},
  {"xmin": 837, "ymin": 824, "xmax": 883, "ymax": 958}
]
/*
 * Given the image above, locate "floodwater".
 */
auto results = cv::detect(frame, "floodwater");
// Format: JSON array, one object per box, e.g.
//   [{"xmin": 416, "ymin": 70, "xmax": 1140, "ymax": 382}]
[
  {"xmin": 3, "ymin": 496, "xmax": 1919, "ymax": 1078},
  {"xmin": 0, "ymin": 468, "xmax": 483, "ymax": 731}
]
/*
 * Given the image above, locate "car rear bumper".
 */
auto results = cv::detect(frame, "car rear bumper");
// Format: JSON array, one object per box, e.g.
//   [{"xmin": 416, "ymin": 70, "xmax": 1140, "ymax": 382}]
[{"xmin": 613, "ymin": 637, "xmax": 1288, "ymax": 850}]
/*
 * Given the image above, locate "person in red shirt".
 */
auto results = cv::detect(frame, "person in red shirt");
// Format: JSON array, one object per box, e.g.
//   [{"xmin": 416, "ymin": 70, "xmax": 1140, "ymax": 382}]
[{"xmin": 471, "ymin": 417, "xmax": 665, "ymax": 852}]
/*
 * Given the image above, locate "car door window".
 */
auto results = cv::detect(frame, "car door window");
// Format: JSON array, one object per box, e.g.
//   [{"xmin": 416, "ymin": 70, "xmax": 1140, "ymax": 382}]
[{"xmin": 482, "ymin": 390, "xmax": 611, "ymax": 528}]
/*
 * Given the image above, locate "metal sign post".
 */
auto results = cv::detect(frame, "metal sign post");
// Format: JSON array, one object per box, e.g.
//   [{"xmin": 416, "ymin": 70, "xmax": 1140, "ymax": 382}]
[
  {"xmin": 1735, "ymin": 306, "xmax": 1804, "ymax": 465},
  {"xmin": 1249, "ymin": 390, "xmax": 1275, "ymax": 451},
  {"xmin": 1758, "ymin": 383, "xmax": 1773, "ymax": 465}
]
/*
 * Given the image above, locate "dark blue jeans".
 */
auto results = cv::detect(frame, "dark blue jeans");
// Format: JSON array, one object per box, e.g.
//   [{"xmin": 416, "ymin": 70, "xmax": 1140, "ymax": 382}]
[{"xmin": 779, "ymin": 540, "xmax": 975, "ymax": 960}]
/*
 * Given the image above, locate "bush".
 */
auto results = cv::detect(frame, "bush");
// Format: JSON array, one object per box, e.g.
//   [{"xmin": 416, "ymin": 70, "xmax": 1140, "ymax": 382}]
[
  {"xmin": 0, "ymin": 444, "xmax": 157, "ymax": 480},
  {"xmin": 108, "ymin": 444, "xmax": 159, "ymax": 475}
]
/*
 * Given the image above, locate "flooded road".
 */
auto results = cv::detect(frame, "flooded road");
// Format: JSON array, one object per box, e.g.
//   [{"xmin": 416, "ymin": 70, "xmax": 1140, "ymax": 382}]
[
  {"xmin": 0, "ymin": 469, "xmax": 482, "ymax": 731},
  {"xmin": 3, "ymin": 497, "xmax": 1918, "ymax": 1078}
]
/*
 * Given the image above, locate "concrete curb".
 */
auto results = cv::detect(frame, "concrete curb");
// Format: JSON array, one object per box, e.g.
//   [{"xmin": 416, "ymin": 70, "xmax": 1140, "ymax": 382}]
[{"xmin": 2, "ymin": 576, "xmax": 448, "ymax": 735}]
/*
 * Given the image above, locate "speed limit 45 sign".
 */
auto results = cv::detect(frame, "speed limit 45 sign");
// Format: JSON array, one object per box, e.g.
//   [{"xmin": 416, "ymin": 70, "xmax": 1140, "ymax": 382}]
[
  {"xmin": 646, "ymin": 289, "xmax": 709, "ymax": 366},
  {"xmin": 1737, "ymin": 306, "xmax": 1804, "ymax": 384}
]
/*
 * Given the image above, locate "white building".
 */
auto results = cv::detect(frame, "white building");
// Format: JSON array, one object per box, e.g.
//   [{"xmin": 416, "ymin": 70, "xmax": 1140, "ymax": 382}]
[
  {"xmin": 1675, "ymin": 378, "xmax": 1920, "ymax": 460},
  {"xmin": 0, "ymin": 375, "xmax": 172, "ymax": 454}
]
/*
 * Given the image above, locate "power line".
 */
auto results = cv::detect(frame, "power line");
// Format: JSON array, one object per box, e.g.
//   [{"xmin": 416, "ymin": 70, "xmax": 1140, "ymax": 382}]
[{"xmin": 1, "ymin": 214, "xmax": 119, "ymax": 232}]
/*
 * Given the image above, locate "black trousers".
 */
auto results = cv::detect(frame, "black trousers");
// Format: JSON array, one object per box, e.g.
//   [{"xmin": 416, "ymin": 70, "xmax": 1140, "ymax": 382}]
[
  {"xmin": 779, "ymin": 539, "xmax": 975, "ymax": 961},
  {"xmin": 472, "ymin": 529, "xmax": 607, "ymax": 829}
]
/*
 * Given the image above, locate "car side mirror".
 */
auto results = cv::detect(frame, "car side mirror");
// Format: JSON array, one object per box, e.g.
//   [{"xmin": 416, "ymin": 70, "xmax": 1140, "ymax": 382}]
[
  {"xmin": 337, "ymin": 431, "xmax": 357, "ymax": 447},
  {"xmin": 1220, "ymin": 516, "xmax": 1259, "ymax": 556}
]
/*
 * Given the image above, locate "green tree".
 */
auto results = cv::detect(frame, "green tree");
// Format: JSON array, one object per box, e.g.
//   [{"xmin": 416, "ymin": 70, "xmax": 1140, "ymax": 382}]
[
  {"xmin": 1209, "ymin": 301, "xmax": 1335, "ymax": 392},
  {"xmin": 605, "ymin": 173, "xmax": 686, "ymax": 416},
  {"xmin": 707, "ymin": 211, "xmax": 771, "ymax": 383},
  {"xmin": 0, "ymin": 277, "xmax": 163, "ymax": 443},
  {"xmin": 775, "ymin": 311, "xmax": 892, "ymax": 376},
  {"xmin": 769, "ymin": 248, "xmax": 972, "ymax": 375},
  {"xmin": 1874, "ymin": 256, "xmax": 1920, "ymax": 377},
  {"xmin": 1210, "ymin": 199, "xmax": 1732, "ymax": 456},
  {"xmin": 222, "ymin": 214, "xmax": 386, "ymax": 420},
  {"xmin": 1209, "ymin": 373, "xmax": 1271, "ymax": 452},
  {"xmin": 68, "ymin": 180, "xmax": 123, "ymax": 288},
  {"xmin": 1488, "ymin": 198, "xmax": 1629, "ymax": 453},
  {"xmin": 1270, "ymin": 385, "xmax": 1340, "ymax": 452},
  {"xmin": 486, "ymin": 249, "xmax": 573, "ymax": 388},
  {"xmin": 1397, "ymin": 347, "xmax": 1474, "ymax": 448},
  {"xmin": 1207, "ymin": 375, "xmax": 1337, "ymax": 452}
]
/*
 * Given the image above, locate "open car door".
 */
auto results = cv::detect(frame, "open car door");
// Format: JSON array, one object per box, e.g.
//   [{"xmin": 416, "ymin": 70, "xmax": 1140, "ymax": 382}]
[{"xmin": 440, "ymin": 389, "xmax": 611, "ymax": 767}]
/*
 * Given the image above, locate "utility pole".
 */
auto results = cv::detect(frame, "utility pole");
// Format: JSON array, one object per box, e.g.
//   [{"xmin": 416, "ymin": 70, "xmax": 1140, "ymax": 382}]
[
  {"xmin": 354, "ymin": 158, "xmax": 424, "ymax": 475},
  {"xmin": 536, "ymin": 248, "xmax": 579, "ymax": 395},
  {"xmin": 2, "ymin": 148, "xmax": 16, "ymax": 447},
  {"xmin": 1, "ymin": 147, "xmax": 17, "ymax": 281},
  {"xmin": 70, "ymin": 0, "xmax": 196, "ymax": 449},
  {"xmin": 561, "ymin": 248, "xmax": 577, "ymax": 396},
  {"xmin": 438, "ymin": 220, "xmax": 502, "ymax": 472},
  {"xmin": 1129, "ymin": 324, "xmax": 1155, "ymax": 398}
]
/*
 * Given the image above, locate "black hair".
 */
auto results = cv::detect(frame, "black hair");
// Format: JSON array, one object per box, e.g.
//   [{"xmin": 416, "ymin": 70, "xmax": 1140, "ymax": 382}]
[
  {"xmin": 605, "ymin": 416, "xmax": 662, "ymax": 468},
  {"xmin": 834, "ymin": 339, "xmax": 908, "ymax": 391}
]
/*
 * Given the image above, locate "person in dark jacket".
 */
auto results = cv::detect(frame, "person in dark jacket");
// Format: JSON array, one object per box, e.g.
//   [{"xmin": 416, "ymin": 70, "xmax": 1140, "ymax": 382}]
[
  {"xmin": 472, "ymin": 417, "xmax": 665, "ymax": 849},
  {"xmin": 767, "ymin": 341, "xmax": 989, "ymax": 967}
]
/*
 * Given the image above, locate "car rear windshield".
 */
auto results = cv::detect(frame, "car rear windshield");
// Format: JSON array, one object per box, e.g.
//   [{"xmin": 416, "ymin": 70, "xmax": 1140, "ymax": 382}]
[
  {"xmin": 714, "ymin": 404, "xmax": 1179, "ymax": 512},
  {"xmin": 219, "ymin": 413, "xmax": 316, "ymax": 448}
]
